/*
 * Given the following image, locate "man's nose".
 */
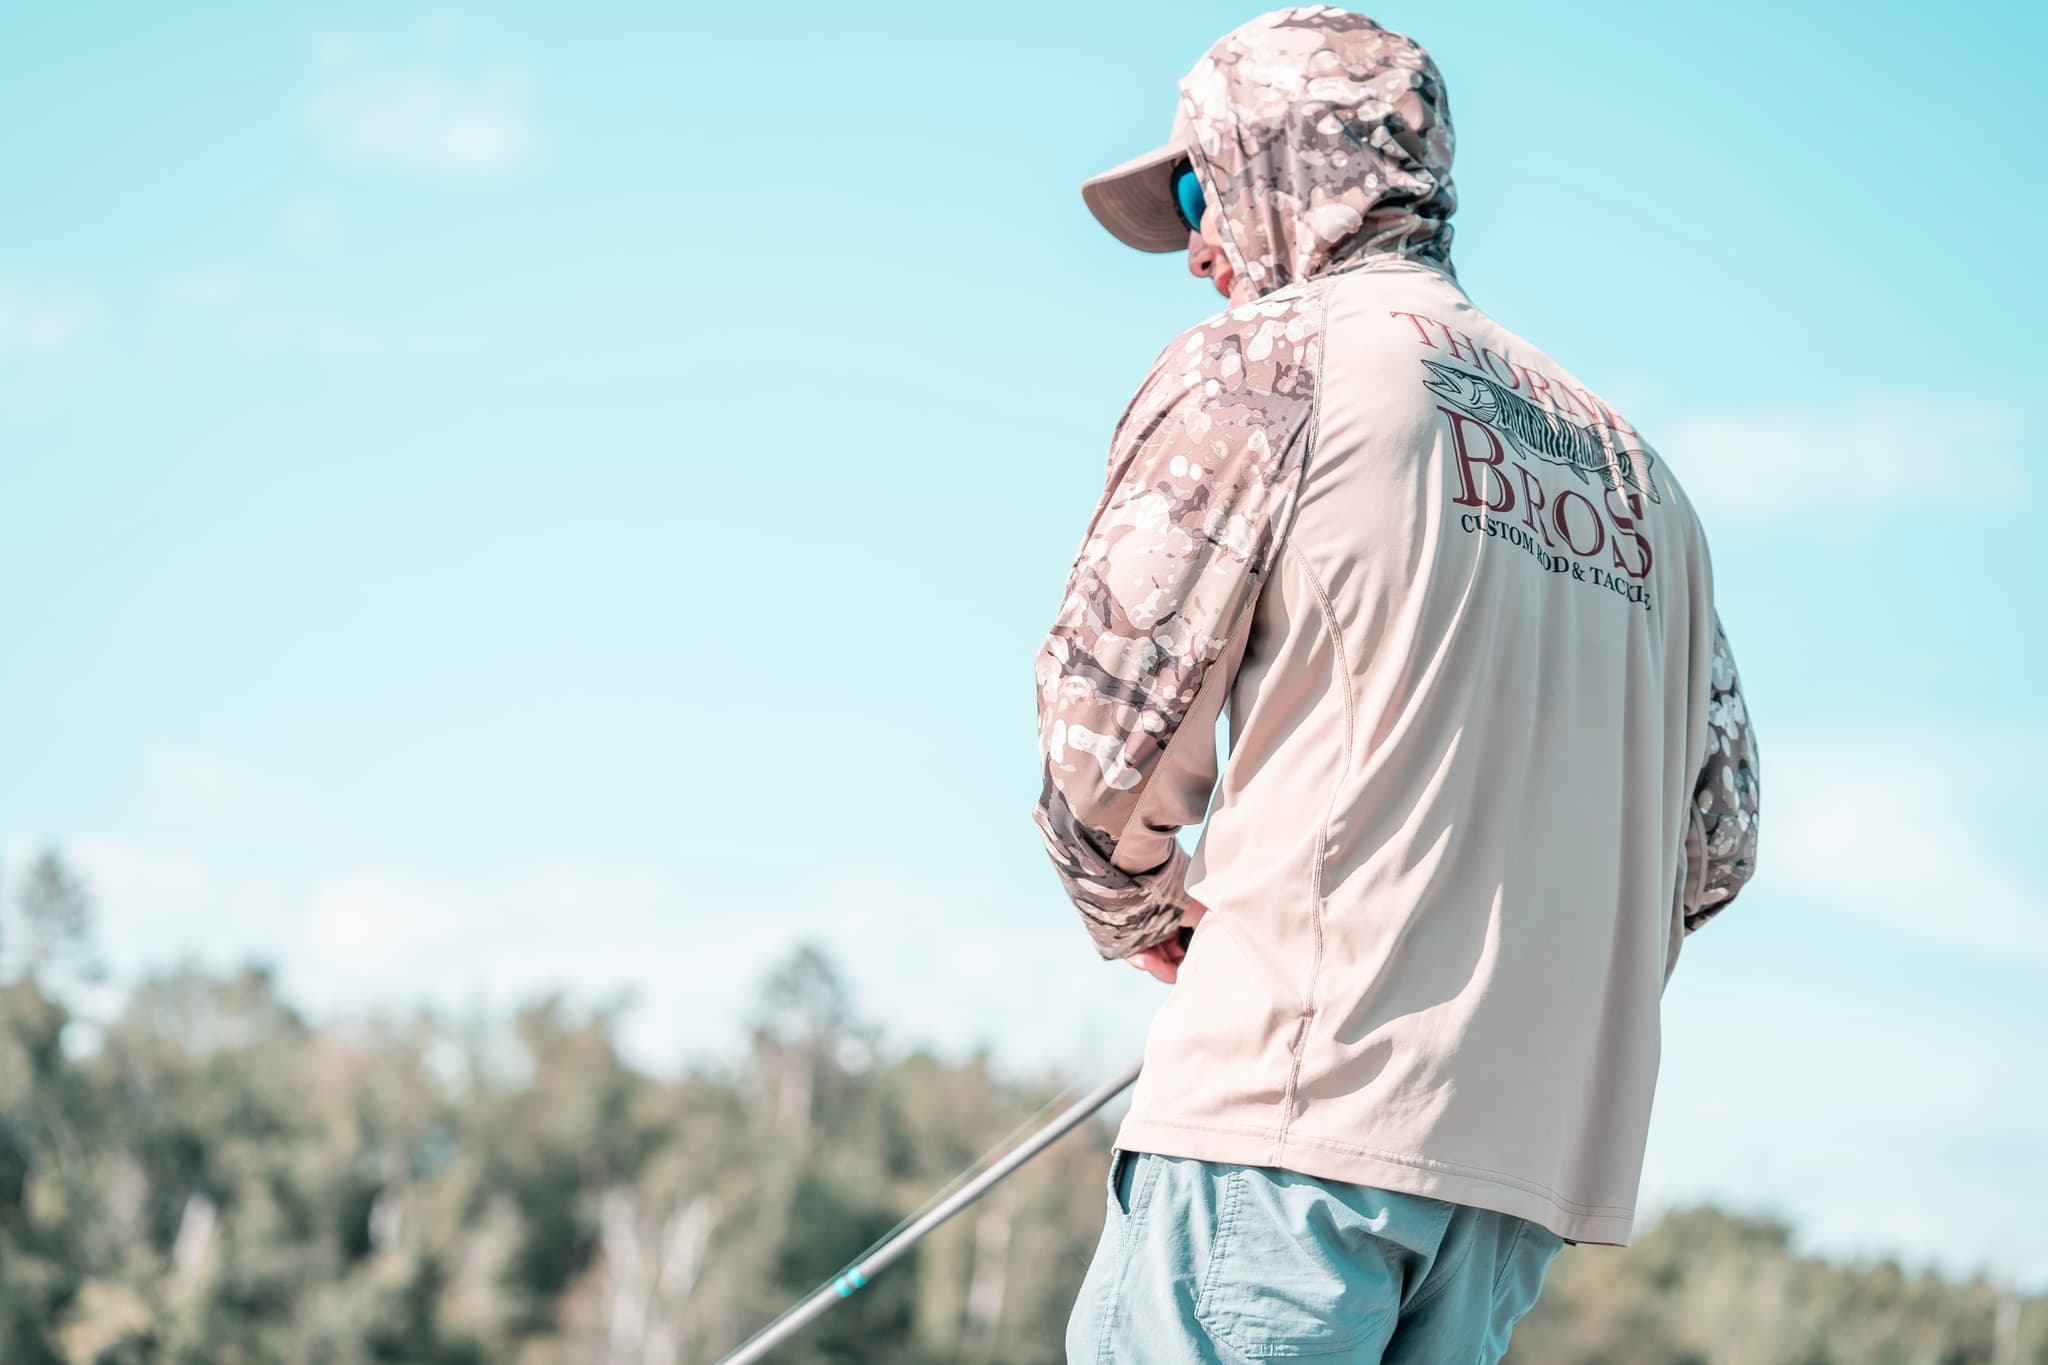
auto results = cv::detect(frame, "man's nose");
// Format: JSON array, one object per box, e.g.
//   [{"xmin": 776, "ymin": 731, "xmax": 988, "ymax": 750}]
[{"xmin": 1187, "ymin": 233, "xmax": 1221, "ymax": 278}]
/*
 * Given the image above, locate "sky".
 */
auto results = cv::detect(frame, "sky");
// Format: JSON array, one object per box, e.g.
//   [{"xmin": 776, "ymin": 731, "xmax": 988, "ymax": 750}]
[{"xmin": 3, "ymin": 0, "xmax": 2045, "ymax": 1289}]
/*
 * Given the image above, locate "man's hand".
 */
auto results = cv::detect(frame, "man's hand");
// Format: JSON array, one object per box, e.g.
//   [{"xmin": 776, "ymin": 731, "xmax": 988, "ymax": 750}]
[{"xmin": 1125, "ymin": 899, "xmax": 1209, "ymax": 985}]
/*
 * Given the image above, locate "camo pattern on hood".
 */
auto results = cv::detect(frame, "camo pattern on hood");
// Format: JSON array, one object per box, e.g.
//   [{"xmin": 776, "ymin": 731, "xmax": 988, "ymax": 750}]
[{"xmin": 1173, "ymin": 5, "xmax": 1457, "ymax": 299}]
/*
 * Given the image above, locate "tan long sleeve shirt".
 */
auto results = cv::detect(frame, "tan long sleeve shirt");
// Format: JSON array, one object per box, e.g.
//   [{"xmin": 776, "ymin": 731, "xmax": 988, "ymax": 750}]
[{"xmin": 1031, "ymin": 10, "xmax": 1759, "ymax": 1248}]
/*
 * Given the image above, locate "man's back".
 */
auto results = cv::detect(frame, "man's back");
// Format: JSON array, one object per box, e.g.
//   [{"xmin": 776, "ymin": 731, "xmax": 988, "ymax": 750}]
[
  {"xmin": 1108, "ymin": 254, "xmax": 1744, "ymax": 1247},
  {"xmin": 1044, "ymin": 9, "xmax": 1760, "ymax": 1355}
]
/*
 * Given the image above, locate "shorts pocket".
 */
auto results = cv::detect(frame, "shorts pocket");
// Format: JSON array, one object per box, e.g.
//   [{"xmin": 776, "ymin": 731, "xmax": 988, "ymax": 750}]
[
  {"xmin": 1106, "ymin": 1147, "xmax": 1156, "ymax": 1220},
  {"xmin": 1194, "ymin": 1167, "xmax": 1399, "ymax": 1359},
  {"xmin": 1491, "ymin": 1218, "xmax": 1565, "ymax": 1311}
]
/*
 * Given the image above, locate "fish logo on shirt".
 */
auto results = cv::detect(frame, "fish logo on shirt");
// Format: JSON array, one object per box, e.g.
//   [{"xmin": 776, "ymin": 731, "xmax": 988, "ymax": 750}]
[{"xmin": 1420, "ymin": 360, "xmax": 1662, "ymax": 504}]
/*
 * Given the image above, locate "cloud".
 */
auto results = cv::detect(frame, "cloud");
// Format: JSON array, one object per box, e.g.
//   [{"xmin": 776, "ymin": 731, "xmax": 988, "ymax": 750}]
[
  {"xmin": 10, "ymin": 837, "xmax": 301, "ymax": 970},
  {"xmin": 309, "ymin": 31, "xmax": 535, "ymax": 178},
  {"xmin": 1635, "ymin": 724, "xmax": 2048, "ymax": 1283},
  {"xmin": 18, "ymin": 838, "xmax": 1157, "ymax": 1085},
  {"xmin": 1644, "ymin": 981, "xmax": 2048, "ymax": 1288},
  {"xmin": 1641, "ymin": 723, "xmax": 2048, "ymax": 1286},
  {"xmin": 1757, "ymin": 729, "xmax": 2046, "ymax": 964},
  {"xmin": 1663, "ymin": 395, "xmax": 2025, "ymax": 524},
  {"xmin": 0, "ymin": 281, "xmax": 95, "ymax": 357}
]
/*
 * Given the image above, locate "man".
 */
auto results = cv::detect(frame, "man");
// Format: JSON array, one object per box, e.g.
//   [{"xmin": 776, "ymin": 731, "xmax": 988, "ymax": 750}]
[{"xmin": 1030, "ymin": 7, "xmax": 1760, "ymax": 1362}]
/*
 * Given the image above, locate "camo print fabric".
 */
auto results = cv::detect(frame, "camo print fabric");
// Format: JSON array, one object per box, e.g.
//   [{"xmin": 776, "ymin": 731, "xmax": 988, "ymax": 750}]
[
  {"xmin": 1174, "ymin": 5, "xmax": 1457, "ymax": 300},
  {"xmin": 1032, "ymin": 291, "xmax": 1324, "ymax": 959},
  {"xmin": 1682, "ymin": 614, "xmax": 1760, "ymax": 934}
]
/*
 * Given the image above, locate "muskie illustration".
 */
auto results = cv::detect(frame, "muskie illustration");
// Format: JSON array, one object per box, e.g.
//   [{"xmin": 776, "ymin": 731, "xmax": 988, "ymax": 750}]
[{"xmin": 1421, "ymin": 360, "xmax": 1661, "ymax": 504}]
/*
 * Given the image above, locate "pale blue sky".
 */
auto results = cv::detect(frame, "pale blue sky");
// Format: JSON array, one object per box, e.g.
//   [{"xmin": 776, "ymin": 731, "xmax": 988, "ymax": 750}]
[{"xmin": 3, "ymin": 0, "xmax": 2044, "ymax": 1287}]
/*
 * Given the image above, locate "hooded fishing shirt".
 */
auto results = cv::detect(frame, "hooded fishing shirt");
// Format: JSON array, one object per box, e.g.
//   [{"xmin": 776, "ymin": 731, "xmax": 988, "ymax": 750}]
[{"xmin": 1030, "ymin": 6, "xmax": 1761, "ymax": 1247}]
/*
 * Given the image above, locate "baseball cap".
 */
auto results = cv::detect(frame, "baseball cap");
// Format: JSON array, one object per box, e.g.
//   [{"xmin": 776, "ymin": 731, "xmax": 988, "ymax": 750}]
[{"xmin": 1080, "ymin": 139, "xmax": 1190, "ymax": 253}]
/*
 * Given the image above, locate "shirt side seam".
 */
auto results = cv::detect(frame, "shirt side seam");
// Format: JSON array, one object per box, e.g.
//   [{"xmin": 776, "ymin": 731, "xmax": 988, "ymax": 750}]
[
  {"xmin": 1273, "ymin": 540, "xmax": 1351, "ymax": 1157},
  {"xmin": 1272, "ymin": 291, "xmax": 1341, "ymax": 1161}
]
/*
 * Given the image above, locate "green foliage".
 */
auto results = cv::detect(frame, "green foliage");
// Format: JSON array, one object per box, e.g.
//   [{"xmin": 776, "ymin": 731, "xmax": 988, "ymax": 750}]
[
  {"xmin": 1, "ymin": 848, "xmax": 2042, "ymax": 1363},
  {"xmin": 1507, "ymin": 1207, "xmax": 2045, "ymax": 1365}
]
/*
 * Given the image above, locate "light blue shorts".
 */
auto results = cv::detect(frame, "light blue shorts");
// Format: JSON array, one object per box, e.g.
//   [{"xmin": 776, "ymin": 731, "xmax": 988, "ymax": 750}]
[{"xmin": 1067, "ymin": 1148, "xmax": 1564, "ymax": 1364}]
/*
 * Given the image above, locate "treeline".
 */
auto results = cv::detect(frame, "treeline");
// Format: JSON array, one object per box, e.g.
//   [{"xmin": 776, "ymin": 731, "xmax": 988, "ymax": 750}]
[{"xmin": 0, "ymin": 849, "xmax": 2042, "ymax": 1363}]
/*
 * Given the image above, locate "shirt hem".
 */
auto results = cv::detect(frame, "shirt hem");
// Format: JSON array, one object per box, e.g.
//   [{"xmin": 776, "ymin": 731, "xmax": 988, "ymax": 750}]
[{"xmin": 1114, "ymin": 1116, "xmax": 1636, "ymax": 1248}]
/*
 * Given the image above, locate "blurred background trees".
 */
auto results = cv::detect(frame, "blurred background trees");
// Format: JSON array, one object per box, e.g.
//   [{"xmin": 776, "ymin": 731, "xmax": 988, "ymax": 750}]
[{"xmin": 1, "ymin": 848, "xmax": 2042, "ymax": 1364}]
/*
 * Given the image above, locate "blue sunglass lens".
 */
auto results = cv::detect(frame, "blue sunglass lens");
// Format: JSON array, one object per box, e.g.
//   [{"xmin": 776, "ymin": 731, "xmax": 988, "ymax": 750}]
[{"xmin": 1173, "ymin": 164, "xmax": 1206, "ymax": 232}]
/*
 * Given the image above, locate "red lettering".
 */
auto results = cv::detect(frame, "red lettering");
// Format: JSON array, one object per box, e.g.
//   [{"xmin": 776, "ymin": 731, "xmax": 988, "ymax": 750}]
[
  {"xmin": 1514, "ymin": 463, "xmax": 1555, "ymax": 545},
  {"xmin": 1388, "ymin": 310, "xmax": 1438, "ymax": 347},
  {"xmin": 1435, "ymin": 322, "xmax": 1483, "ymax": 366},
  {"xmin": 1480, "ymin": 347, "xmax": 1520, "ymax": 388},
  {"xmin": 1515, "ymin": 364, "xmax": 1559, "ymax": 412},
  {"xmin": 1599, "ymin": 393, "xmax": 1639, "ymax": 435},
  {"xmin": 1439, "ymin": 407, "xmax": 1514, "ymax": 512},
  {"xmin": 1566, "ymin": 384, "xmax": 1607, "ymax": 425},
  {"xmin": 1568, "ymin": 383, "xmax": 1638, "ymax": 436},
  {"xmin": 1602, "ymin": 485, "xmax": 1654, "ymax": 579},
  {"xmin": 1545, "ymin": 383, "xmax": 1595, "ymax": 423},
  {"xmin": 1550, "ymin": 489, "xmax": 1607, "ymax": 558}
]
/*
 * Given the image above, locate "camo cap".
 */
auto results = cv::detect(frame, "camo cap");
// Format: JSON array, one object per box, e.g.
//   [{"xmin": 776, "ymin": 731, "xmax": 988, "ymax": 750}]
[{"xmin": 1080, "ymin": 5, "xmax": 1458, "ymax": 296}]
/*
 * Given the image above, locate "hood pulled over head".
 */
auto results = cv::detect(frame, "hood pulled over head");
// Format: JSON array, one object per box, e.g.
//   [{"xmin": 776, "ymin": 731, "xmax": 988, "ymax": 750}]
[{"xmin": 1173, "ymin": 6, "xmax": 1457, "ymax": 299}]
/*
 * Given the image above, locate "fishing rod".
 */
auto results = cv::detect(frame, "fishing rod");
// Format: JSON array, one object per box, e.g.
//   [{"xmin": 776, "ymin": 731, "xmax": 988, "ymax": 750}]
[{"xmin": 711, "ymin": 1055, "xmax": 1144, "ymax": 1365}]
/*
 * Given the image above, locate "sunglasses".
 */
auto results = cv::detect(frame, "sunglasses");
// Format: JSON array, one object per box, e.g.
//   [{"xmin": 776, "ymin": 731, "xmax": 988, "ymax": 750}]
[{"xmin": 1171, "ymin": 158, "xmax": 1207, "ymax": 234}]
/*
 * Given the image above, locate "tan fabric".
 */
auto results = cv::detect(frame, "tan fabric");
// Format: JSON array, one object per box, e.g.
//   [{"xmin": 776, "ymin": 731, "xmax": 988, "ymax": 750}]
[
  {"xmin": 1080, "ymin": 141, "xmax": 1191, "ymax": 254},
  {"xmin": 1033, "ymin": 7, "xmax": 1760, "ymax": 1249}
]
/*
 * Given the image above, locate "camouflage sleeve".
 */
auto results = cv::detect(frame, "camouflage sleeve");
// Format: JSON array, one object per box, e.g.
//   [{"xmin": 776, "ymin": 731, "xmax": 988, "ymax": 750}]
[
  {"xmin": 1031, "ymin": 293, "xmax": 1324, "ymax": 960},
  {"xmin": 1681, "ymin": 612, "xmax": 1760, "ymax": 935}
]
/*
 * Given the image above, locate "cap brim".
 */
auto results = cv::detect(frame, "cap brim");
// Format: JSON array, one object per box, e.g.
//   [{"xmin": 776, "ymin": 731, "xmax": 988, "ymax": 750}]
[{"xmin": 1081, "ymin": 142, "xmax": 1189, "ymax": 253}]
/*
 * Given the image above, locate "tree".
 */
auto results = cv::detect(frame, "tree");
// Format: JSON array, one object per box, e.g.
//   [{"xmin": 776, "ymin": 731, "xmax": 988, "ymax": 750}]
[
  {"xmin": 12, "ymin": 847, "xmax": 103, "ymax": 986},
  {"xmin": 0, "ymin": 937, "xmax": 2040, "ymax": 1364},
  {"xmin": 745, "ymin": 944, "xmax": 874, "ymax": 1138}
]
